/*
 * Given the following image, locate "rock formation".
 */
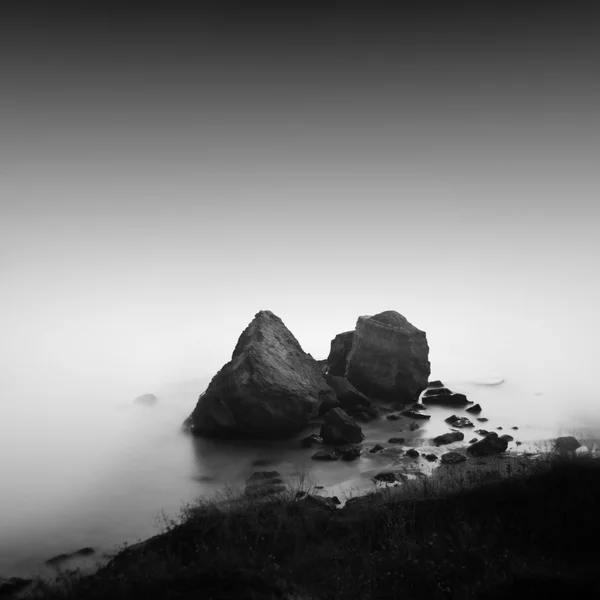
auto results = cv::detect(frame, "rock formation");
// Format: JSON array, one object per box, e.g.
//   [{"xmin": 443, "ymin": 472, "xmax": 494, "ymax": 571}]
[
  {"xmin": 344, "ymin": 311, "xmax": 430, "ymax": 403},
  {"xmin": 185, "ymin": 311, "xmax": 337, "ymax": 439},
  {"xmin": 320, "ymin": 407, "xmax": 364, "ymax": 445},
  {"xmin": 467, "ymin": 432, "xmax": 509, "ymax": 456},
  {"xmin": 326, "ymin": 331, "xmax": 354, "ymax": 376}
]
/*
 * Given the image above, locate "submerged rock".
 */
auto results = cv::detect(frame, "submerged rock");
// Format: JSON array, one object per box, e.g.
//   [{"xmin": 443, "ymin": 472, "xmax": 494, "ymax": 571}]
[
  {"xmin": 45, "ymin": 547, "xmax": 96, "ymax": 567},
  {"xmin": 401, "ymin": 409, "xmax": 431, "ymax": 420},
  {"xmin": 134, "ymin": 393, "xmax": 157, "ymax": 406},
  {"xmin": 370, "ymin": 444, "xmax": 385, "ymax": 454},
  {"xmin": 326, "ymin": 331, "xmax": 355, "ymax": 377},
  {"xmin": 373, "ymin": 471, "xmax": 399, "ymax": 483},
  {"xmin": 555, "ymin": 436, "xmax": 581, "ymax": 453},
  {"xmin": 500, "ymin": 434, "xmax": 514, "ymax": 442},
  {"xmin": 423, "ymin": 386, "xmax": 452, "ymax": 397},
  {"xmin": 388, "ymin": 437, "xmax": 405, "ymax": 444},
  {"xmin": 465, "ymin": 403, "xmax": 482, "ymax": 414},
  {"xmin": 186, "ymin": 311, "xmax": 337, "ymax": 439},
  {"xmin": 335, "ymin": 444, "xmax": 362, "ymax": 461},
  {"xmin": 345, "ymin": 311, "xmax": 430, "ymax": 403},
  {"xmin": 425, "ymin": 453, "xmax": 438, "ymax": 461},
  {"xmin": 406, "ymin": 449, "xmax": 420, "ymax": 458},
  {"xmin": 467, "ymin": 434, "xmax": 509, "ymax": 456},
  {"xmin": 320, "ymin": 408, "xmax": 365, "ymax": 445},
  {"xmin": 427, "ymin": 380, "xmax": 445, "ymax": 388},
  {"xmin": 434, "ymin": 431, "xmax": 465, "ymax": 445},
  {"xmin": 311, "ymin": 450, "xmax": 340, "ymax": 461}
]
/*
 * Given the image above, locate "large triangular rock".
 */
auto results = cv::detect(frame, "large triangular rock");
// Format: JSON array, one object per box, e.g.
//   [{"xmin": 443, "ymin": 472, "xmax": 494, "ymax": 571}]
[
  {"xmin": 345, "ymin": 311, "xmax": 430, "ymax": 403},
  {"xmin": 326, "ymin": 331, "xmax": 354, "ymax": 376},
  {"xmin": 185, "ymin": 311, "xmax": 337, "ymax": 439}
]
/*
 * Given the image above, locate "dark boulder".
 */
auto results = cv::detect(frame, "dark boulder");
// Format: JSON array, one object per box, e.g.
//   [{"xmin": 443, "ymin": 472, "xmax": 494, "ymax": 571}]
[
  {"xmin": 555, "ymin": 436, "xmax": 581, "ymax": 452},
  {"xmin": 467, "ymin": 434, "xmax": 509, "ymax": 456},
  {"xmin": 469, "ymin": 438, "xmax": 478, "ymax": 443},
  {"xmin": 406, "ymin": 449, "xmax": 420, "ymax": 458},
  {"xmin": 320, "ymin": 408, "xmax": 365, "ymax": 445},
  {"xmin": 335, "ymin": 444, "xmax": 362, "ymax": 461},
  {"xmin": 345, "ymin": 311, "xmax": 430, "ymax": 403},
  {"xmin": 500, "ymin": 434, "xmax": 514, "ymax": 442},
  {"xmin": 370, "ymin": 444, "xmax": 385, "ymax": 453},
  {"xmin": 423, "ymin": 386, "xmax": 452, "ymax": 397},
  {"xmin": 373, "ymin": 471, "xmax": 398, "ymax": 483},
  {"xmin": 325, "ymin": 374, "xmax": 371, "ymax": 413},
  {"xmin": 428, "ymin": 380, "xmax": 445, "ymax": 388},
  {"xmin": 425, "ymin": 453, "xmax": 438, "ymax": 461},
  {"xmin": 326, "ymin": 331, "xmax": 355, "ymax": 377},
  {"xmin": 441, "ymin": 452, "xmax": 467, "ymax": 465},
  {"xmin": 465, "ymin": 403, "xmax": 482, "ymax": 413},
  {"xmin": 422, "ymin": 392, "xmax": 469, "ymax": 406},
  {"xmin": 388, "ymin": 437, "xmax": 405, "ymax": 444},
  {"xmin": 401, "ymin": 409, "xmax": 431, "ymax": 420},
  {"xmin": 185, "ymin": 311, "xmax": 337, "ymax": 439},
  {"xmin": 477, "ymin": 417, "xmax": 489, "ymax": 422},
  {"xmin": 434, "ymin": 431, "xmax": 465, "ymax": 445},
  {"xmin": 445, "ymin": 415, "xmax": 474, "ymax": 428}
]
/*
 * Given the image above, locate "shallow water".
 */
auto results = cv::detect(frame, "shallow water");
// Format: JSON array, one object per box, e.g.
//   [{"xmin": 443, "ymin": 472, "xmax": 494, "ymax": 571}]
[{"xmin": 1, "ymin": 362, "xmax": 598, "ymax": 581}]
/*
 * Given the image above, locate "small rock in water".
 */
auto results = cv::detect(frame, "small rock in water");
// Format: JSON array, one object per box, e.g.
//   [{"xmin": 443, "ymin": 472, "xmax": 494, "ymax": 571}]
[
  {"xmin": 445, "ymin": 415, "xmax": 474, "ymax": 428},
  {"xmin": 388, "ymin": 437, "xmax": 405, "ymax": 444},
  {"xmin": 465, "ymin": 403, "xmax": 482, "ymax": 414},
  {"xmin": 386, "ymin": 413, "xmax": 402, "ymax": 421},
  {"xmin": 406, "ymin": 449, "xmax": 420, "ymax": 458},
  {"xmin": 374, "ymin": 471, "xmax": 398, "ymax": 483},
  {"xmin": 434, "ymin": 431, "xmax": 464, "ymax": 445},
  {"xmin": 477, "ymin": 417, "xmax": 489, "ymax": 422},
  {"xmin": 370, "ymin": 444, "xmax": 385, "ymax": 454},
  {"xmin": 335, "ymin": 444, "xmax": 362, "ymax": 461},
  {"xmin": 312, "ymin": 450, "xmax": 341, "ymax": 461},
  {"xmin": 511, "ymin": 426, "xmax": 519, "ymax": 430},
  {"xmin": 301, "ymin": 434, "xmax": 323, "ymax": 448},
  {"xmin": 412, "ymin": 403, "xmax": 426, "ymax": 410},
  {"xmin": 467, "ymin": 435, "xmax": 509, "ymax": 457},
  {"xmin": 500, "ymin": 434, "xmax": 514, "ymax": 442},
  {"xmin": 469, "ymin": 438, "xmax": 478, "ymax": 443},
  {"xmin": 425, "ymin": 453, "xmax": 438, "ymax": 461},
  {"xmin": 476, "ymin": 429, "xmax": 489, "ymax": 436},
  {"xmin": 251, "ymin": 459, "xmax": 273, "ymax": 467},
  {"xmin": 401, "ymin": 409, "xmax": 431, "ymax": 420},
  {"xmin": 441, "ymin": 452, "xmax": 467, "ymax": 465},
  {"xmin": 497, "ymin": 426, "xmax": 503, "ymax": 430},
  {"xmin": 409, "ymin": 422, "xmax": 421, "ymax": 431}
]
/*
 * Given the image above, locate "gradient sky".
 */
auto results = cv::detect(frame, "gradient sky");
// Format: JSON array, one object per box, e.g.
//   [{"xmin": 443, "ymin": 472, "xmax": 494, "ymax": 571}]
[{"xmin": 1, "ymin": 4, "xmax": 599, "ymax": 394}]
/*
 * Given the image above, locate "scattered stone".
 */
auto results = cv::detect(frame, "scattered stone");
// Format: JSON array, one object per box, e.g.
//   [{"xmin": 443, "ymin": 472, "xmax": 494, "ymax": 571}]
[
  {"xmin": 516, "ymin": 441, "xmax": 522, "ymax": 446},
  {"xmin": 441, "ymin": 452, "xmax": 467, "ymax": 465},
  {"xmin": 370, "ymin": 444, "xmax": 385, "ymax": 454},
  {"xmin": 388, "ymin": 437, "xmax": 405, "ymax": 444},
  {"xmin": 185, "ymin": 310, "xmax": 337, "ymax": 439},
  {"xmin": 251, "ymin": 459, "xmax": 273, "ymax": 467},
  {"xmin": 467, "ymin": 435, "xmax": 509, "ymax": 456},
  {"xmin": 477, "ymin": 417, "xmax": 489, "ymax": 422},
  {"xmin": 345, "ymin": 311, "xmax": 431, "ymax": 403},
  {"xmin": 386, "ymin": 413, "xmax": 401, "ymax": 421},
  {"xmin": 500, "ymin": 434, "xmax": 514, "ymax": 442},
  {"xmin": 555, "ymin": 436, "xmax": 581, "ymax": 453},
  {"xmin": 423, "ymin": 387, "xmax": 452, "ymax": 397},
  {"xmin": 401, "ymin": 409, "xmax": 431, "ymax": 420},
  {"xmin": 511, "ymin": 426, "xmax": 519, "ymax": 430},
  {"xmin": 301, "ymin": 434, "xmax": 323, "ymax": 448},
  {"xmin": 335, "ymin": 444, "xmax": 362, "ymax": 461},
  {"xmin": 409, "ymin": 422, "xmax": 421, "ymax": 431},
  {"xmin": 406, "ymin": 449, "xmax": 420, "ymax": 458},
  {"xmin": 320, "ymin": 408, "xmax": 365, "ymax": 445},
  {"xmin": 412, "ymin": 403, "xmax": 427, "ymax": 410},
  {"xmin": 476, "ymin": 429, "xmax": 489, "ymax": 435},
  {"xmin": 425, "ymin": 453, "xmax": 438, "ymax": 461},
  {"xmin": 311, "ymin": 450, "xmax": 340, "ymax": 461},
  {"xmin": 374, "ymin": 471, "xmax": 398, "ymax": 483},
  {"xmin": 465, "ymin": 403, "xmax": 482, "ymax": 413},
  {"xmin": 469, "ymin": 438, "xmax": 478, "ymax": 443},
  {"xmin": 434, "ymin": 431, "xmax": 465, "ymax": 445},
  {"xmin": 445, "ymin": 415, "xmax": 474, "ymax": 428},
  {"xmin": 497, "ymin": 426, "xmax": 503, "ymax": 430}
]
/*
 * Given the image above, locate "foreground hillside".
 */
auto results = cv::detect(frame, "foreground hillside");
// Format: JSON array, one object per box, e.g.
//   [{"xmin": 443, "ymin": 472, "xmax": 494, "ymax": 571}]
[{"xmin": 23, "ymin": 452, "xmax": 600, "ymax": 600}]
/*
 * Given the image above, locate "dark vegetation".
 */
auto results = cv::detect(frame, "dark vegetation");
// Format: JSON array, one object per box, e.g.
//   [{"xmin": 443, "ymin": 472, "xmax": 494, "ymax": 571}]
[{"xmin": 24, "ymin": 451, "xmax": 600, "ymax": 600}]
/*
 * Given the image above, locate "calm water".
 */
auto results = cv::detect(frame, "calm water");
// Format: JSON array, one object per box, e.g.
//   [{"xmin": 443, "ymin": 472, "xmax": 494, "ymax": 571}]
[{"xmin": 1, "ymin": 336, "xmax": 598, "ymax": 580}]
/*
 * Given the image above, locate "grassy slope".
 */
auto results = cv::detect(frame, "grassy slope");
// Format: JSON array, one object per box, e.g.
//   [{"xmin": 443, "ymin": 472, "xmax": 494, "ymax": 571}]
[{"xmin": 25, "ymin": 452, "xmax": 600, "ymax": 600}]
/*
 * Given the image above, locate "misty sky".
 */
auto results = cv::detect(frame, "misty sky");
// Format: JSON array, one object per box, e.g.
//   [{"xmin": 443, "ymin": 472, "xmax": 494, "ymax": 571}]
[{"xmin": 1, "ymin": 5, "xmax": 599, "ymax": 394}]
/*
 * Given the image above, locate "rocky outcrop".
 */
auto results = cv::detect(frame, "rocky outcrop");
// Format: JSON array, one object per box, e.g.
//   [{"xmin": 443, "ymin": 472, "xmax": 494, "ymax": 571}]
[
  {"xmin": 320, "ymin": 408, "xmax": 364, "ymax": 445},
  {"xmin": 466, "ymin": 403, "xmax": 482, "ymax": 413},
  {"xmin": 421, "ymin": 390, "xmax": 469, "ymax": 406},
  {"xmin": 344, "ymin": 311, "xmax": 430, "ymax": 403},
  {"xmin": 185, "ymin": 311, "xmax": 337, "ymax": 439},
  {"xmin": 467, "ymin": 432, "xmax": 509, "ymax": 456},
  {"xmin": 326, "ymin": 331, "xmax": 354, "ymax": 376},
  {"xmin": 325, "ymin": 374, "xmax": 371, "ymax": 414}
]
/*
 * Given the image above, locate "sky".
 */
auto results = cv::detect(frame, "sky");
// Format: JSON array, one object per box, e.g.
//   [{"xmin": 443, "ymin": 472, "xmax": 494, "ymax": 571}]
[{"xmin": 1, "ymin": 4, "xmax": 599, "ymax": 396}]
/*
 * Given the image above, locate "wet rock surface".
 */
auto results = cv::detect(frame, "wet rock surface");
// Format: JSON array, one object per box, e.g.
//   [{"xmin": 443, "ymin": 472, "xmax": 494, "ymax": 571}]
[
  {"xmin": 434, "ymin": 431, "xmax": 465, "ymax": 445},
  {"xmin": 401, "ymin": 409, "xmax": 431, "ymax": 420},
  {"xmin": 467, "ymin": 433, "xmax": 509, "ymax": 456},
  {"xmin": 555, "ymin": 436, "xmax": 581, "ymax": 452},
  {"xmin": 186, "ymin": 310, "xmax": 337, "ymax": 439},
  {"xmin": 445, "ymin": 415, "xmax": 474, "ymax": 428},
  {"xmin": 345, "ymin": 311, "xmax": 430, "ymax": 403},
  {"xmin": 320, "ymin": 408, "xmax": 365, "ymax": 445},
  {"xmin": 326, "ymin": 331, "xmax": 354, "ymax": 377},
  {"xmin": 466, "ymin": 403, "xmax": 482, "ymax": 413}
]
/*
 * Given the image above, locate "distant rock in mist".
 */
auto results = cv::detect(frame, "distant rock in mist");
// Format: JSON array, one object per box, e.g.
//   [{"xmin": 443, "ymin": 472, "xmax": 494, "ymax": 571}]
[{"xmin": 134, "ymin": 393, "xmax": 158, "ymax": 406}]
